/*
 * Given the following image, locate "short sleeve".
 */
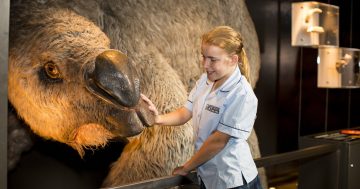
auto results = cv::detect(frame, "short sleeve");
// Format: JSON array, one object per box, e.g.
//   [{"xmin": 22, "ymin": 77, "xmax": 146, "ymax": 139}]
[
  {"xmin": 184, "ymin": 86, "xmax": 196, "ymax": 112},
  {"xmin": 217, "ymin": 90, "xmax": 258, "ymax": 140},
  {"xmin": 184, "ymin": 74, "xmax": 207, "ymax": 112}
]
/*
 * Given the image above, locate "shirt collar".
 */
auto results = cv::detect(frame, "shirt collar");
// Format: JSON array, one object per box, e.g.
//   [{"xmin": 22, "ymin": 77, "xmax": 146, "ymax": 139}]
[{"xmin": 218, "ymin": 67, "xmax": 242, "ymax": 93}]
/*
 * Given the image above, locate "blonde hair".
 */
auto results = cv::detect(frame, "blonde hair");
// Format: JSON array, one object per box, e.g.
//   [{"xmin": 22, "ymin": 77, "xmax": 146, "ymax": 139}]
[{"xmin": 201, "ymin": 26, "xmax": 250, "ymax": 83}]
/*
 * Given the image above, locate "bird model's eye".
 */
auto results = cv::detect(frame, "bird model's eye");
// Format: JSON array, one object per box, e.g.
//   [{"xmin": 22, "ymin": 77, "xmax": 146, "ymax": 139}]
[{"xmin": 44, "ymin": 62, "xmax": 61, "ymax": 79}]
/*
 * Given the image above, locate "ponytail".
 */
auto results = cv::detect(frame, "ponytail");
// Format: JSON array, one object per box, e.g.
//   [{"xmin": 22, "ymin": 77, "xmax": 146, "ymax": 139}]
[{"xmin": 239, "ymin": 48, "xmax": 251, "ymax": 85}]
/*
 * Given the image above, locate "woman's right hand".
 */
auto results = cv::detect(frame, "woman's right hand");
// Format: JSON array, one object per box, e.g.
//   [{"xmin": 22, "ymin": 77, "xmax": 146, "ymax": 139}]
[{"xmin": 140, "ymin": 94, "xmax": 160, "ymax": 124}]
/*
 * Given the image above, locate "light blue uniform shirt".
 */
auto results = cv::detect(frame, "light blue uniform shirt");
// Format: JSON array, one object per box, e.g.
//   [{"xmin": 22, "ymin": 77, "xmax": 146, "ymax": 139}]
[{"xmin": 184, "ymin": 67, "xmax": 258, "ymax": 189}]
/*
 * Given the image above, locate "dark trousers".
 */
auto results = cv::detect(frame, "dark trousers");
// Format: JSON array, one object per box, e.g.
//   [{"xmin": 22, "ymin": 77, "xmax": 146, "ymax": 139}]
[{"xmin": 200, "ymin": 175, "xmax": 263, "ymax": 189}]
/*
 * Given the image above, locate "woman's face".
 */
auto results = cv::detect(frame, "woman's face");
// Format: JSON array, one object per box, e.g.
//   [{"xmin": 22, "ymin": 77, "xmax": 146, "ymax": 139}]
[{"xmin": 201, "ymin": 43, "xmax": 237, "ymax": 85}]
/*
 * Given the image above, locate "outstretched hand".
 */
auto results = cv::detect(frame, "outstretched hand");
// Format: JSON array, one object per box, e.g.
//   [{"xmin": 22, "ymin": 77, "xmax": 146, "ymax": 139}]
[
  {"xmin": 140, "ymin": 94, "xmax": 158, "ymax": 115},
  {"xmin": 141, "ymin": 94, "xmax": 160, "ymax": 123},
  {"xmin": 141, "ymin": 94, "xmax": 192, "ymax": 126}
]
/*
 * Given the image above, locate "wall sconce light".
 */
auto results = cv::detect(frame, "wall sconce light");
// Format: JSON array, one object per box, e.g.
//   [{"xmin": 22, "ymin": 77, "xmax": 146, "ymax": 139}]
[
  {"xmin": 291, "ymin": 2, "xmax": 359, "ymax": 88},
  {"xmin": 292, "ymin": 1, "xmax": 339, "ymax": 47},
  {"xmin": 318, "ymin": 47, "xmax": 360, "ymax": 88}
]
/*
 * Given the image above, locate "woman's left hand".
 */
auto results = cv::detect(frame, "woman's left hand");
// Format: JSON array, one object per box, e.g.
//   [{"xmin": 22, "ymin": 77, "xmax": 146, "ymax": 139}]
[{"xmin": 172, "ymin": 166, "xmax": 189, "ymax": 176}]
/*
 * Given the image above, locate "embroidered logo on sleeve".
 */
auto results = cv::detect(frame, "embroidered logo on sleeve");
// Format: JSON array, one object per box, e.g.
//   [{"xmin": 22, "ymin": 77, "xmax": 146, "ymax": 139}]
[{"xmin": 205, "ymin": 104, "xmax": 220, "ymax": 114}]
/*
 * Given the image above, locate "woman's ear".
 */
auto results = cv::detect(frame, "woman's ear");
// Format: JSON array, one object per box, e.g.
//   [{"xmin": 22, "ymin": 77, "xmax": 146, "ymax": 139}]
[{"xmin": 230, "ymin": 54, "xmax": 239, "ymax": 65}]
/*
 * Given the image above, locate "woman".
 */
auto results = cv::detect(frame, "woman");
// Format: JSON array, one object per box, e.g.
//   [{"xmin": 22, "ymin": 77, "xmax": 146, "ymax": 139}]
[{"xmin": 142, "ymin": 26, "xmax": 262, "ymax": 189}]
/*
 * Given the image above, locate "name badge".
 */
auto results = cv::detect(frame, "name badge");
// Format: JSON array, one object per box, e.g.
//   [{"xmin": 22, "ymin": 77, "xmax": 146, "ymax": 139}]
[{"xmin": 205, "ymin": 104, "xmax": 220, "ymax": 114}]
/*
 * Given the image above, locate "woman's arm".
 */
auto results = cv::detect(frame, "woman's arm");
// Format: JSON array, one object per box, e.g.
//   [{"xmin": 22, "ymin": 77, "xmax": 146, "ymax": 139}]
[
  {"xmin": 141, "ymin": 94, "xmax": 192, "ymax": 126},
  {"xmin": 173, "ymin": 130, "xmax": 230, "ymax": 175},
  {"xmin": 156, "ymin": 107, "xmax": 192, "ymax": 126}
]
